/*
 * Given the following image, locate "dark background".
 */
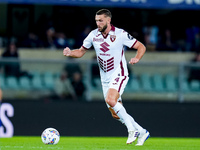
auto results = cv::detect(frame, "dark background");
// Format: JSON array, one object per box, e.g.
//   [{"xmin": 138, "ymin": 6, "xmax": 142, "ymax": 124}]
[{"xmin": 3, "ymin": 100, "xmax": 200, "ymax": 137}]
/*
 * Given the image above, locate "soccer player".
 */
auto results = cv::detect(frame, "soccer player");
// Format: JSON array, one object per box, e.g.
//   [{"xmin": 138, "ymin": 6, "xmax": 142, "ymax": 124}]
[{"xmin": 63, "ymin": 9, "xmax": 149, "ymax": 146}]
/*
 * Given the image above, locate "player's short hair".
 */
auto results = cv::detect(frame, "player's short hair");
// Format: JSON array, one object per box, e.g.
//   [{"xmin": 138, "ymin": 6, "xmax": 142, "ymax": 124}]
[{"xmin": 96, "ymin": 9, "xmax": 112, "ymax": 18}]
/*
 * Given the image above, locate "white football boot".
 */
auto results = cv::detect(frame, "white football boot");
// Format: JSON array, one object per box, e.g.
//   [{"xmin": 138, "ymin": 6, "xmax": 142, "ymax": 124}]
[
  {"xmin": 126, "ymin": 130, "xmax": 139, "ymax": 144},
  {"xmin": 136, "ymin": 130, "xmax": 150, "ymax": 146}
]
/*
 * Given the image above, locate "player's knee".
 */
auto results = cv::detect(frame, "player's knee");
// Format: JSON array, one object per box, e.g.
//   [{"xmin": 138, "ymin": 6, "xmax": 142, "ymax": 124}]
[{"xmin": 105, "ymin": 97, "xmax": 116, "ymax": 107}]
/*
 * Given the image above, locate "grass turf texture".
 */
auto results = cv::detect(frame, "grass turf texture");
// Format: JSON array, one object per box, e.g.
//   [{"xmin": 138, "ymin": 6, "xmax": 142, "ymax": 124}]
[{"xmin": 0, "ymin": 137, "xmax": 200, "ymax": 150}]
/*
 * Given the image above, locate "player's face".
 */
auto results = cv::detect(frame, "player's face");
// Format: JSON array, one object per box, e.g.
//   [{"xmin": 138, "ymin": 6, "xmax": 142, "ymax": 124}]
[{"xmin": 95, "ymin": 14, "xmax": 110, "ymax": 33}]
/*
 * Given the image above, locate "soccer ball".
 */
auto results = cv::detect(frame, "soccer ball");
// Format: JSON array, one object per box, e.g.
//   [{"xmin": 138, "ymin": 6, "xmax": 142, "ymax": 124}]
[{"xmin": 41, "ymin": 128, "xmax": 60, "ymax": 145}]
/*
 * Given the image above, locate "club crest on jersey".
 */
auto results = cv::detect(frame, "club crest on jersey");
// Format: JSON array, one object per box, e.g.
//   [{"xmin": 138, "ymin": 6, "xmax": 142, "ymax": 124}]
[{"xmin": 110, "ymin": 35, "xmax": 116, "ymax": 42}]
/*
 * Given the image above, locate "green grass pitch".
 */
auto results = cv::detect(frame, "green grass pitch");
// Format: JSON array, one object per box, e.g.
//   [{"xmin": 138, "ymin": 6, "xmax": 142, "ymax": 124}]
[{"xmin": 0, "ymin": 136, "xmax": 200, "ymax": 150}]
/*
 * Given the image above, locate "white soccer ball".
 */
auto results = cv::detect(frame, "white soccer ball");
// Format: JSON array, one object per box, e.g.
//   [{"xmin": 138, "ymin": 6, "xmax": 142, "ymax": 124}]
[{"xmin": 41, "ymin": 128, "xmax": 60, "ymax": 145}]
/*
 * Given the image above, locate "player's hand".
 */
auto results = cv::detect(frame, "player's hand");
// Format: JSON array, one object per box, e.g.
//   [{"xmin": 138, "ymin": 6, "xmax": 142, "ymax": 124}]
[
  {"xmin": 129, "ymin": 57, "xmax": 139, "ymax": 65},
  {"xmin": 63, "ymin": 47, "xmax": 71, "ymax": 56}
]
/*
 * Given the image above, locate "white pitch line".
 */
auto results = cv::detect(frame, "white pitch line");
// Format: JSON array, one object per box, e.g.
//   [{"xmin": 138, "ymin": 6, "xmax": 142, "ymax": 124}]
[{"xmin": 0, "ymin": 146, "xmax": 63, "ymax": 149}]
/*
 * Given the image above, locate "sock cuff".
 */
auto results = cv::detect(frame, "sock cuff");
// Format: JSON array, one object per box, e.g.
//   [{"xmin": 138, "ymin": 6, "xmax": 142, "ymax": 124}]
[{"xmin": 112, "ymin": 102, "xmax": 122, "ymax": 112}]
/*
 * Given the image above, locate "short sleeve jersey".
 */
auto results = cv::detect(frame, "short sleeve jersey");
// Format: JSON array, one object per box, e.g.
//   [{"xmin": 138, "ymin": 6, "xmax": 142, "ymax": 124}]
[{"xmin": 82, "ymin": 25, "xmax": 137, "ymax": 83}]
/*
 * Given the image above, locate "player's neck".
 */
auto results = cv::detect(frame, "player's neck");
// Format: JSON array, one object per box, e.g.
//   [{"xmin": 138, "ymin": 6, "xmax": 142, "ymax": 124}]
[{"xmin": 102, "ymin": 25, "xmax": 112, "ymax": 36}]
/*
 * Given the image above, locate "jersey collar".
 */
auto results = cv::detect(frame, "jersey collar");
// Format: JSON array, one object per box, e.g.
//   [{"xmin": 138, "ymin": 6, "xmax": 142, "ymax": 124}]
[
  {"xmin": 96, "ymin": 24, "xmax": 115, "ymax": 38},
  {"xmin": 110, "ymin": 24, "xmax": 115, "ymax": 32}
]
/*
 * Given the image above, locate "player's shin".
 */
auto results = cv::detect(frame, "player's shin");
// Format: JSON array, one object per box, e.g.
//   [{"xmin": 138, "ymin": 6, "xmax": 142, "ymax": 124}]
[
  {"xmin": 127, "ymin": 114, "xmax": 146, "ymax": 135},
  {"xmin": 117, "ymin": 114, "xmax": 145, "ymax": 135},
  {"xmin": 117, "ymin": 118, "xmax": 125, "ymax": 125},
  {"xmin": 112, "ymin": 102, "xmax": 135, "ymax": 132}
]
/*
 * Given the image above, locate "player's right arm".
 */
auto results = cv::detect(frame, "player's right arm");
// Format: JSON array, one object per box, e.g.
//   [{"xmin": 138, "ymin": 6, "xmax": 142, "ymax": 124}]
[
  {"xmin": 64, "ymin": 30, "xmax": 93, "ymax": 58},
  {"xmin": 63, "ymin": 46, "xmax": 87, "ymax": 58}
]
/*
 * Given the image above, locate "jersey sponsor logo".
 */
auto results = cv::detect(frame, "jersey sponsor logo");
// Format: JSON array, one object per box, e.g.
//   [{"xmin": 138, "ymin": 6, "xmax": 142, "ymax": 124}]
[
  {"xmin": 93, "ymin": 37, "xmax": 104, "ymax": 42},
  {"xmin": 100, "ymin": 53, "xmax": 110, "ymax": 56},
  {"xmin": 100, "ymin": 42, "xmax": 110, "ymax": 53},
  {"xmin": 98, "ymin": 56, "xmax": 114, "ymax": 73},
  {"xmin": 110, "ymin": 35, "xmax": 116, "ymax": 42}
]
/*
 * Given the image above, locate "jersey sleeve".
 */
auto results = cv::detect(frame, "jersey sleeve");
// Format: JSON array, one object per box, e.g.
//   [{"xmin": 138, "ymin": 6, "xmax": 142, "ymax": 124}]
[
  {"xmin": 82, "ymin": 31, "xmax": 93, "ymax": 50},
  {"xmin": 121, "ymin": 30, "xmax": 137, "ymax": 48}
]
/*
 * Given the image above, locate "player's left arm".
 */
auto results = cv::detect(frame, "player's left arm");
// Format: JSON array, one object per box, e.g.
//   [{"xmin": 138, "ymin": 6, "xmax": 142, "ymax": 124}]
[
  {"xmin": 0, "ymin": 89, "xmax": 2, "ymax": 102},
  {"xmin": 129, "ymin": 41, "xmax": 146, "ymax": 65}
]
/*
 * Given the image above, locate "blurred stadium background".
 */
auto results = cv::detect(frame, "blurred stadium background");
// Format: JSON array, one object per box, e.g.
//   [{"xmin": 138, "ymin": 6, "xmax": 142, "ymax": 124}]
[{"xmin": 0, "ymin": 0, "xmax": 200, "ymax": 138}]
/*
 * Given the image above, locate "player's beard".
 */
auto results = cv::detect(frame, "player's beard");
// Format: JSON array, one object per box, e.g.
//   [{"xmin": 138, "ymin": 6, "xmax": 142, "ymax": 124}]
[{"xmin": 99, "ymin": 24, "xmax": 107, "ymax": 33}]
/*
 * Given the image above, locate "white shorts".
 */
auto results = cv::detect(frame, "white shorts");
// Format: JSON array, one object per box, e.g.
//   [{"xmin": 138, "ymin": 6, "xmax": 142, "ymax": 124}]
[{"xmin": 102, "ymin": 76, "xmax": 129, "ymax": 108}]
